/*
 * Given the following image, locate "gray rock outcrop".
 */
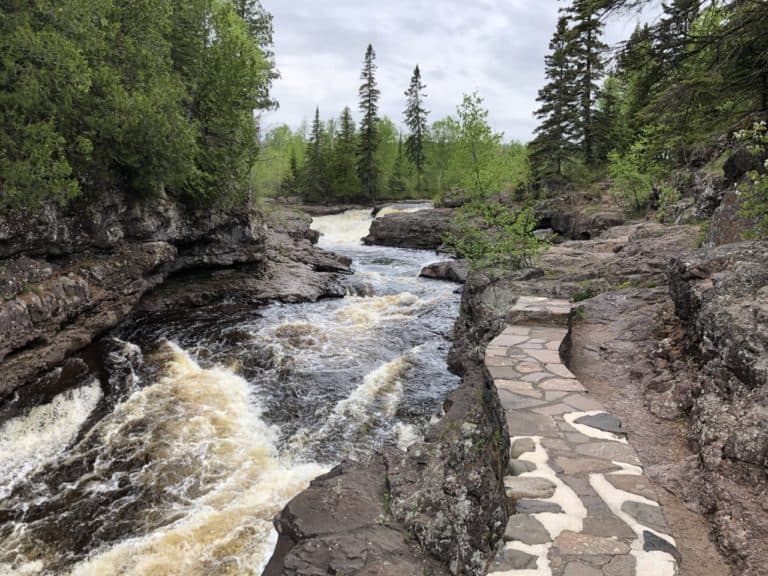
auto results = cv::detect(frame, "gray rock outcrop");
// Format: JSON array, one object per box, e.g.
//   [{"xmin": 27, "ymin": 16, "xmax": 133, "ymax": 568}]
[
  {"xmin": 362, "ymin": 209, "xmax": 456, "ymax": 250},
  {"xmin": 0, "ymin": 193, "xmax": 350, "ymax": 398}
]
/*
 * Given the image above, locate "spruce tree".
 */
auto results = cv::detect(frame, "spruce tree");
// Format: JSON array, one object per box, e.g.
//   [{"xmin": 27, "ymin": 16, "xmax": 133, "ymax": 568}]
[
  {"xmin": 328, "ymin": 107, "xmax": 360, "ymax": 201},
  {"xmin": 357, "ymin": 44, "xmax": 381, "ymax": 202},
  {"xmin": 404, "ymin": 65, "xmax": 429, "ymax": 186},
  {"xmin": 388, "ymin": 136, "xmax": 409, "ymax": 198},
  {"xmin": 281, "ymin": 149, "xmax": 300, "ymax": 196},
  {"xmin": 567, "ymin": 0, "xmax": 608, "ymax": 166},
  {"xmin": 305, "ymin": 107, "xmax": 326, "ymax": 201},
  {"xmin": 531, "ymin": 16, "xmax": 579, "ymax": 180},
  {"xmin": 231, "ymin": 0, "xmax": 278, "ymax": 109}
]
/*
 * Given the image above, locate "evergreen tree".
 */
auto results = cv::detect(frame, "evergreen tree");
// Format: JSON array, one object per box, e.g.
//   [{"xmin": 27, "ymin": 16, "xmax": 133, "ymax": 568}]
[
  {"xmin": 328, "ymin": 107, "xmax": 360, "ymax": 200},
  {"xmin": 404, "ymin": 65, "xmax": 429, "ymax": 186},
  {"xmin": 388, "ymin": 136, "xmax": 409, "ymax": 198},
  {"xmin": 567, "ymin": 0, "xmax": 608, "ymax": 166},
  {"xmin": 305, "ymin": 107, "xmax": 326, "ymax": 200},
  {"xmin": 231, "ymin": 0, "xmax": 279, "ymax": 109},
  {"xmin": 531, "ymin": 16, "xmax": 579, "ymax": 180},
  {"xmin": 357, "ymin": 44, "xmax": 381, "ymax": 202},
  {"xmin": 280, "ymin": 149, "xmax": 300, "ymax": 196}
]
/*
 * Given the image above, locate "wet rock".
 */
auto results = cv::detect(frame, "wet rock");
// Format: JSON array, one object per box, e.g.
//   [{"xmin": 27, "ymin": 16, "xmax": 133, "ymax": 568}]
[
  {"xmin": 575, "ymin": 412, "xmax": 625, "ymax": 435},
  {"xmin": 0, "ymin": 195, "xmax": 350, "ymax": 398},
  {"xmin": 642, "ymin": 531, "xmax": 682, "ymax": 562},
  {"xmin": 621, "ymin": 501, "xmax": 668, "ymax": 534},
  {"xmin": 362, "ymin": 209, "xmax": 456, "ymax": 250},
  {"xmin": 420, "ymin": 260, "xmax": 469, "ymax": 283},
  {"xmin": 515, "ymin": 499, "xmax": 563, "ymax": 514}
]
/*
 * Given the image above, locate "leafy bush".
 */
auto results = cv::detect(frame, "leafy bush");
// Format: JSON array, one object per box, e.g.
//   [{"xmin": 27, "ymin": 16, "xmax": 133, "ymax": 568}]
[
  {"xmin": 735, "ymin": 121, "xmax": 768, "ymax": 238},
  {"xmin": 655, "ymin": 183, "xmax": 682, "ymax": 222},
  {"xmin": 444, "ymin": 201, "xmax": 542, "ymax": 270},
  {"xmin": 608, "ymin": 151, "xmax": 652, "ymax": 213}
]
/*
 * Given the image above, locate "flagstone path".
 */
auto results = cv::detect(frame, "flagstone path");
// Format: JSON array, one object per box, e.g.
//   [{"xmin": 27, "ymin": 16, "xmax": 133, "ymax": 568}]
[{"xmin": 486, "ymin": 297, "xmax": 680, "ymax": 576}]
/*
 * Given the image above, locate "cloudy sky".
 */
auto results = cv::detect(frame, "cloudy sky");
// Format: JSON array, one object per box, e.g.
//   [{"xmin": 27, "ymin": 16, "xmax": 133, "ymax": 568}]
[{"xmin": 260, "ymin": 1, "xmax": 655, "ymax": 142}]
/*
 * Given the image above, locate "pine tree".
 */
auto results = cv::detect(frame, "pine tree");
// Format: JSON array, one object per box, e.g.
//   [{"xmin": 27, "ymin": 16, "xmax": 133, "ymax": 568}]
[
  {"xmin": 567, "ymin": 0, "xmax": 608, "ymax": 166},
  {"xmin": 404, "ymin": 65, "xmax": 429, "ymax": 186},
  {"xmin": 531, "ymin": 16, "xmax": 579, "ymax": 180},
  {"xmin": 357, "ymin": 44, "xmax": 381, "ymax": 202},
  {"xmin": 281, "ymin": 149, "xmax": 300, "ymax": 196},
  {"xmin": 231, "ymin": 0, "xmax": 278, "ymax": 110},
  {"xmin": 328, "ymin": 107, "xmax": 360, "ymax": 200},
  {"xmin": 388, "ymin": 136, "xmax": 408, "ymax": 198},
  {"xmin": 305, "ymin": 107, "xmax": 326, "ymax": 201}
]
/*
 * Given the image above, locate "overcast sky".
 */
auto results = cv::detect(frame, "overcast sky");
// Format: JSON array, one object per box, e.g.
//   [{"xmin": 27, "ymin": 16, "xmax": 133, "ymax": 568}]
[{"xmin": 260, "ymin": 1, "xmax": 656, "ymax": 142}]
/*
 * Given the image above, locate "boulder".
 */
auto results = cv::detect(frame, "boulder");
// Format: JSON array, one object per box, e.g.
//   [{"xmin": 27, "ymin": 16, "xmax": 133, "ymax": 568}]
[
  {"xmin": 420, "ymin": 260, "xmax": 469, "ymax": 283},
  {"xmin": 265, "ymin": 458, "xmax": 445, "ymax": 576},
  {"xmin": 362, "ymin": 209, "xmax": 456, "ymax": 250}
]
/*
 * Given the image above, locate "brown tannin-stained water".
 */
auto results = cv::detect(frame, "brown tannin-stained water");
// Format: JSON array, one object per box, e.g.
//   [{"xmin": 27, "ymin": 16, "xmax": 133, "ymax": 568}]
[{"xmin": 0, "ymin": 205, "xmax": 460, "ymax": 575}]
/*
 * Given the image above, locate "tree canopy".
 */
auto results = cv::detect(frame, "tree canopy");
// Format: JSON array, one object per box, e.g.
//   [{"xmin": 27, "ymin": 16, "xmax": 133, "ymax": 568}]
[{"xmin": 0, "ymin": 0, "xmax": 277, "ymax": 209}]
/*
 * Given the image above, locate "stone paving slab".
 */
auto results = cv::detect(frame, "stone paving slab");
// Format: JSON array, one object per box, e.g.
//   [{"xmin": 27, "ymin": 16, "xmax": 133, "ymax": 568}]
[{"xmin": 485, "ymin": 297, "xmax": 679, "ymax": 576}]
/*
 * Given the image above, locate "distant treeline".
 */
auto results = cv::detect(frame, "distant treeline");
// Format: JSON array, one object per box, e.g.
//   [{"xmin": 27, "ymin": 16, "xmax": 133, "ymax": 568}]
[{"xmin": 256, "ymin": 46, "xmax": 530, "ymax": 204}]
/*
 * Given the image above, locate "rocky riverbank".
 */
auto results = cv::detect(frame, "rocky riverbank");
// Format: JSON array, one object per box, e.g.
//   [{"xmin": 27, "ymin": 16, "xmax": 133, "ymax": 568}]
[
  {"xmin": 340, "ymin": 190, "xmax": 765, "ymax": 574},
  {"xmin": 0, "ymin": 192, "xmax": 351, "ymax": 401},
  {"xmin": 265, "ymin": 272, "xmax": 510, "ymax": 575}
]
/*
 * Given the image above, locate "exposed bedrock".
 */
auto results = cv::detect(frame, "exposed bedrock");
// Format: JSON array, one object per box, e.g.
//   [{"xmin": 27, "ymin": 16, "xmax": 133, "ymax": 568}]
[
  {"xmin": 362, "ymin": 208, "xmax": 456, "ymax": 250},
  {"xmin": 267, "ymin": 261, "xmax": 512, "ymax": 576},
  {"xmin": 0, "ymin": 193, "xmax": 351, "ymax": 398},
  {"xmin": 667, "ymin": 241, "xmax": 768, "ymax": 574}
]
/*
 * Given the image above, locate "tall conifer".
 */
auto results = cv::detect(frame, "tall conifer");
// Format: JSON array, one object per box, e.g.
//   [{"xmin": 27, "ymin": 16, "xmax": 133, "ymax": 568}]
[
  {"xmin": 567, "ymin": 0, "xmax": 608, "ymax": 166},
  {"xmin": 404, "ymin": 65, "xmax": 428, "ymax": 185},
  {"xmin": 305, "ymin": 106, "xmax": 326, "ymax": 200},
  {"xmin": 357, "ymin": 44, "xmax": 380, "ymax": 202},
  {"xmin": 531, "ymin": 16, "xmax": 578, "ymax": 179}
]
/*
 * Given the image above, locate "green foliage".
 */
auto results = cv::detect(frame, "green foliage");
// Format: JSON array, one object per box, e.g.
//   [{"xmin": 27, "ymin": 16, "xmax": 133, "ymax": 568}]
[
  {"xmin": 357, "ymin": 44, "xmax": 380, "ymax": 202},
  {"xmin": 0, "ymin": 0, "xmax": 276, "ymax": 209},
  {"xmin": 736, "ymin": 121, "xmax": 768, "ymax": 238},
  {"xmin": 533, "ymin": 0, "xmax": 768, "ymax": 193},
  {"xmin": 305, "ymin": 107, "xmax": 327, "ymax": 201},
  {"xmin": 404, "ymin": 65, "xmax": 428, "ymax": 187},
  {"xmin": 327, "ymin": 107, "xmax": 360, "ymax": 201},
  {"xmin": 573, "ymin": 286, "xmax": 597, "ymax": 302},
  {"xmin": 607, "ymin": 151, "xmax": 652, "ymax": 214},
  {"xmin": 444, "ymin": 202, "xmax": 541, "ymax": 270},
  {"xmin": 388, "ymin": 138, "xmax": 409, "ymax": 198},
  {"xmin": 656, "ymin": 184, "xmax": 682, "ymax": 222},
  {"xmin": 454, "ymin": 93, "xmax": 506, "ymax": 197}
]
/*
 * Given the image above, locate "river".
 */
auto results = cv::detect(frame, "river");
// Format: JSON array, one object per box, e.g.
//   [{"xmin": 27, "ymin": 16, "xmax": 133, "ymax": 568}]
[{"xmin": 0, "ymin": 206, "xmax": 460, "ymax": 575}]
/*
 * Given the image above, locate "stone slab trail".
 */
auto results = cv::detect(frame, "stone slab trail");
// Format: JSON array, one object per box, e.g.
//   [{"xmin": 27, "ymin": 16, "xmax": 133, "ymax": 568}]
[{"xmin": 486, "ymin": 297, "xmax": 680, "ymax": 576}]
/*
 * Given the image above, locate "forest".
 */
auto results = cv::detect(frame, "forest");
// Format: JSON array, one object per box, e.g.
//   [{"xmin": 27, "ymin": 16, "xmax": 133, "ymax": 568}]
[{"xmin": 0, "ymin": 0, "xmax": 766, "ymax": 235}]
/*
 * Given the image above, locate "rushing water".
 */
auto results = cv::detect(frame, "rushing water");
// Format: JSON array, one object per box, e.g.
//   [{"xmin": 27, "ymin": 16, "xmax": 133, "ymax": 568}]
[{"xmin": 0, "ymin": 205, "xmax": 460, "ymax": 575}]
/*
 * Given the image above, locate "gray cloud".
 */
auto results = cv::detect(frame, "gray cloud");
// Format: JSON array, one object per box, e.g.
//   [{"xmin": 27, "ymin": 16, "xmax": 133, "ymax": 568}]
[{"xmin": 261, "ymin": 1, "xmax": 654, "ymax": 142}]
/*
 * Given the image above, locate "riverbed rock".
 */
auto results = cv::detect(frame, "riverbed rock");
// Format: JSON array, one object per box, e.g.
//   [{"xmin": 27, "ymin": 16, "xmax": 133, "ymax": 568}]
[
  {"xmin": 265, "ymin": 457, "xmax": 445, "ymax": 576},
  {"xmin": 420, "ymin": 260, "xmax": 469, "ymax": 283},
  {"xmin": 362, "ymin": 208, "xmax": 456, "ymax": 250}
]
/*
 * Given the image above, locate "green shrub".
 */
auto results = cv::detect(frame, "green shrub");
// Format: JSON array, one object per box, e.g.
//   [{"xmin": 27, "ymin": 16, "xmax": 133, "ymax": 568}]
[
  {"xmin": 656, "ymin": 184, "xmax": 682, "ymax": 222},
  {"xmin": 444, "ymin": 201, "xmax": 542, "ymax": 270},
  {"xmin": 736, "ymin": 121, "xmax": 768, "ymax": 238},
  {"xmin": 608, "ymin": 151, "xmax": 652, "ymax": 214}
]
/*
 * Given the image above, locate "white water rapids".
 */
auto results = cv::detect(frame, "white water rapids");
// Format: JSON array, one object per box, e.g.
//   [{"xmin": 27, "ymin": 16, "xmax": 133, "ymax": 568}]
[{"xmin": 0, "ymin": 204, "xmax": 459, "ymax": 575}]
